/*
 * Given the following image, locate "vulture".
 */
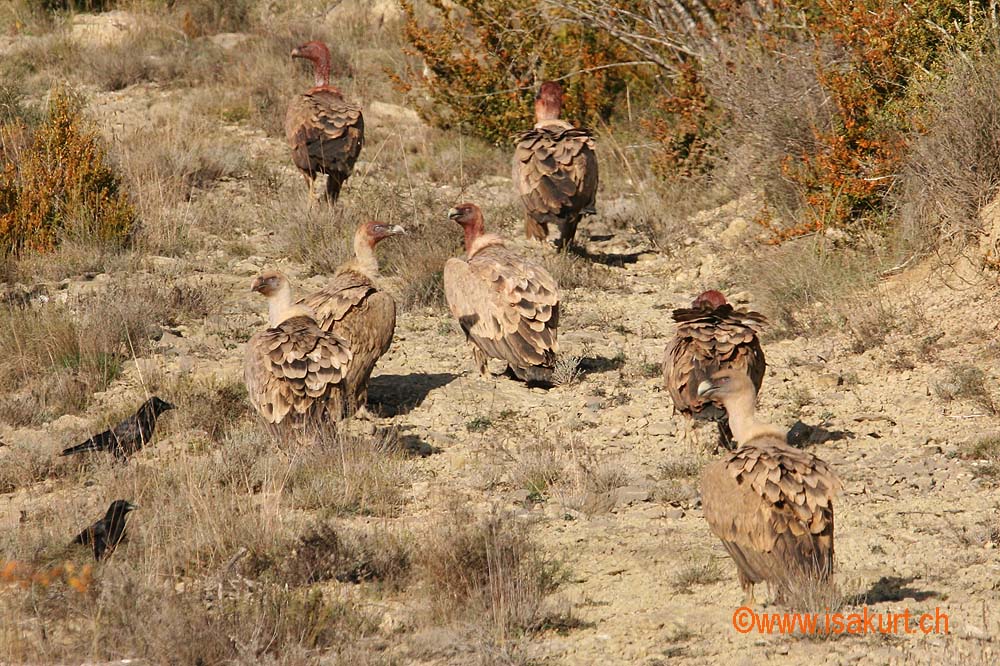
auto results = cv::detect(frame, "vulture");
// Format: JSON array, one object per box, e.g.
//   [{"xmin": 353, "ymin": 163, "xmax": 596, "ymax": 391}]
[
  {"xmin": 663, "ymin": 289, "xmax": 766, "ymax": 449},
  {"xmin": 512, "ymin": 81, "xmax": 599, "ymax": 248},
  {"xmin": 698, "ymin": 367, "xmax": 841, "ymax": 605},
  {"xmin": 285, "ymin": 40, "xmax": 364, "ymax": 203},
  {"xmin": 443, "ymin": 203, "xmax": 559, "ymax": 384},
  {"xmin": 299, "ymin": 221, "xmax": 405, "ymax": 417},
  {"xmin": 244, "ymin": 271, "xmax": 352, "ymax": 436}
]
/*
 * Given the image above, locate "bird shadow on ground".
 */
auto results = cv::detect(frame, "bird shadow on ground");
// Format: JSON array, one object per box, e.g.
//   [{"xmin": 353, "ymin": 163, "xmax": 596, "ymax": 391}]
[
  {"xmin": 396, "ymin": 430, "xmax": 442, "ymax": 458},
  {"xmin": 848, "ymin": 576, "xmax": 939, "ymax": 604},
  {"xmin": 578, "ymin": 355, "xmax": 626, "ymax": 376},
  {"xmin": 786, "ymin": 421, "xmax": 856, "ymax": 448},
  {"xmin": 368, "ymin": 372, "xmax": 457, "ymax": 416},
  {"xmin": 570, "ymin": 243, "xmax": 642, "ymax": 267}
]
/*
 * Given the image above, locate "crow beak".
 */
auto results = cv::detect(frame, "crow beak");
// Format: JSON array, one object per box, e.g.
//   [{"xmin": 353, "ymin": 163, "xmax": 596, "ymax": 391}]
[
  {"xmin": 696, "ymin": 380, "xmax": 717, "ymax": 398},
  {"xmin": 163, "ymin": 401, "xmax": 175, "ymax": 411},
  {"xmin": 447, "ymin": 207, "xmax": 461, "ymax": 221}
]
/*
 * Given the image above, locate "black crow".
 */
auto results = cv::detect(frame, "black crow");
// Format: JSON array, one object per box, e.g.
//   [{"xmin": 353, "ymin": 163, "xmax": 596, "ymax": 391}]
[
  {"xmin": 72, "ymin": 500, "xmax": 138, "ymax": 561},
  {"xmin": 59, "ymin": 396, "xmax": 174, "ymax": 460}
]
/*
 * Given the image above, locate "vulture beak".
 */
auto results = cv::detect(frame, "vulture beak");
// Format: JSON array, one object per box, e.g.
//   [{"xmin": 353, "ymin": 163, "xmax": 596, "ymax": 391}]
[
  {"xmin": 290, "ymin": 47, "xmax": 301, "ymax": 59},
  {"xmin": 388, "ymin": 224, "xmax": 406, "ymax": 236},
  {"xmin": 696, "ymin": 379, "xmax": 717, "ymax": 398},
  {"xmin": 447, "ymin": 207, "xmax": 461, "ymax": 221},
  {"xmin": 125, "ymin": 502, "xmax": 139, "ymax": 512},
  {"xmin": 251, "ymin": 276, "xmax": 266, "ymax": 293}
]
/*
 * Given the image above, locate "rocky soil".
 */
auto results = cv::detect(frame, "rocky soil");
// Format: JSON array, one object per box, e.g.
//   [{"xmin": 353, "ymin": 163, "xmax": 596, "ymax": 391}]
[{"xmin": 2, "ymin": 9, "xmax": 999, "ymax": 665}]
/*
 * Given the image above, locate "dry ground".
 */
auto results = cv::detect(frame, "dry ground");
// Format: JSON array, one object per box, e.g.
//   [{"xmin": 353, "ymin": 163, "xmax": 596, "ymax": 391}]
[{"xmin": 0, "ymin": 4, "xmax": 998, "ymax": 665}]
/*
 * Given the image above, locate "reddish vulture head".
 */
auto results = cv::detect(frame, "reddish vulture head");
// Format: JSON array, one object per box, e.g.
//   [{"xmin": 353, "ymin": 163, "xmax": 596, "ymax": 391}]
[
  {"xmin": 691, "ymin": 290, "xmax": 727, "ymax": 309},
  {"xmin": 448, "ymin": 203, "xmax": 486, "ymax": 249},
  {"xmin": 291, "ymin": 40, "xmax": 333, "ymax": 88},
  {"xmin": 535, "ymin": 81, "xmax": 563, "ymax": 122}
]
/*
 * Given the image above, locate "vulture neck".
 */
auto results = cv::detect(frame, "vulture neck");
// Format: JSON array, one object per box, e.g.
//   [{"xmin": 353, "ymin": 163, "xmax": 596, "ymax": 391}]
[
  {"xmin": 266, "ymin": 284, "xmax": 310, "ymax": 327},
  {"xmin": 534, "ymin": 99, "xmax": 561, "ymax": 123},
  {"xmin": 310, "ymin": 55, "xmax": 331, "ymax": 88},
  {"xmin": 466, "ymin": 232, "xmax": 504, "ymax": 258},
  {"xmin": 347, "ymin": 231, "xmax": 380, "ymax": 279},
  {"xmin": 722, "ymin": 390, "xmax": 786, "ymax": 447}
]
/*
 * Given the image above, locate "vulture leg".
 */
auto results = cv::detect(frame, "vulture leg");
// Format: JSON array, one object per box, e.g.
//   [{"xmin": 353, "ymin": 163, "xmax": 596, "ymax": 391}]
[
  {"xmin": 524, "ymin": 215, "xmax": 547, "ymax": 241},
  {"xmin": 471, "ymin": 345, "xmax": 489, "ymax": 377},
  {"xmin": 553, "ymin": 216, "xmax": 579, "ymax": 249},
  {"xmin": 325, "ymin": 173, "xmax": 344, "ymax": 203},
  {"xmin": 738, "ymin": 570, "xmax": 756, "ymax": 606}
]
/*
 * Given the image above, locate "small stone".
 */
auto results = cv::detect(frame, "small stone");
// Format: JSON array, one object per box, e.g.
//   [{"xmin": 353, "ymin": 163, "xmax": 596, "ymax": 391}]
[
  {"xmin": 648, "ymin": 421, "xmax": 674, "ymax": 436},
  {"xmin": 614, "ymin": 486, "xmax": 651, "ymax": 507},
  {"xmin": 664, "ymin": 507, "xmax": 685, "ymax": 520}
]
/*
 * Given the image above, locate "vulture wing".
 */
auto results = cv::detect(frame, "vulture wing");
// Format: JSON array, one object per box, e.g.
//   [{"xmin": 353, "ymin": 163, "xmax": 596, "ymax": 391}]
[
  {"xmin": 444, "ymin": 245, "xmax": 558, "ymax": 379},
  {"xmin": 300, "ymin": 270, "xmax": 396, "ymax": 410},
  {"xmin": 512, "ymin": 125, "xmax": 598, "ymax": 226},
  {"xmin": 664, "ymin": 303, "xmax": 767, "ymax": 418},
  {"xmin": 702, "ymin": 437, "xmax": 841, "ymax": 589},
  {"xmin": 285, "ymin": 90, "xmax": 364, "ymax": 183},
  {"xmin": 244, "ymin": 315, "xmax": 352, "ymax": 426}
]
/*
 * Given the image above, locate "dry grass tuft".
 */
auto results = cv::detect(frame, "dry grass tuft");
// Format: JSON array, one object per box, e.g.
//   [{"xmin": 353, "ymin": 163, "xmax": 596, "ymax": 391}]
[
  {"xmin": 286, "ymin": 427, "xmax": 410, "ymax": 517},
  {"xmin": 414, "ymin": 503, "xmax": 566, "ymax": 658},
  {"xmin": 544, "ymin": 251, "xmax": 617, "ymax": 291},
  {"xmin": 0, "ymin": 279, "xmax": 213, "ymax": 425},
  {"xmin": 958, "ymin": 435, "xmax": 1000, "ymax": 482},
  {"xmin": 935, "ymin": 365, "xmax": 998, "ymax": 415},
  {"xmin": 672, "ymin": 557, "xmax": 723, "ymax": 594},
  {"xmin": 277, "ymin": 523, "xmax": 411, "ymax": 588}
]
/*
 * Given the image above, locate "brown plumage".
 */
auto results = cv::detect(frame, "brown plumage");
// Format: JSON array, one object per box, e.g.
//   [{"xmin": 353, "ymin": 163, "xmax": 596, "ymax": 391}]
[
  {"xmin": 299, "ymin": 221, "xmax": 404, "ymax": 417},
  {"xmin": 443, "ymin": 203, "xmax": 559, "ymax": 384},
  {"xmin": 512, "ymin": 81, "xmax": 598, "ymax": 248},
  {"xmin": 285, "ymin": 41, "xmax": 364, "ymax": 203},
  {"xmin": 663, "ymin": 289, "xmax": 766, "ymax": 449},
  {"xmin": 244, "ymin": 271, "xmax": 352, "ymax": 437},
  {"xmin": 698, "ymin": 368, "xmax": 842, "ymax": 605}
]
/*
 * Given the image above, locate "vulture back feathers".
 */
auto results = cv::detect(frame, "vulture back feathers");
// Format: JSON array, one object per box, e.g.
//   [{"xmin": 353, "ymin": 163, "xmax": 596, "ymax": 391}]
[
  {"xmin": 443, "ymin": 204, "xmax": 559, "ymax": 384},
  {"xmin": 663, "ymin": 290, "xmax": 766, "ymax": 448},
  {"xmin": 512, "ymin": 81, "xmax": 598, "ymax": 248},
  {"xmin": 698, "ymin": 368, "xmax": 842, "ymax": 604},
  {"xmin": 244, "ymin": 271, "xmax": 352, "ymax": 435},
  {"xmin": 285, "ymin": 41, "xmax": 364, "ymax": 203},
  {"xmin": 299, "ymin": 222, "xmax": 404, "ymax": 415}
]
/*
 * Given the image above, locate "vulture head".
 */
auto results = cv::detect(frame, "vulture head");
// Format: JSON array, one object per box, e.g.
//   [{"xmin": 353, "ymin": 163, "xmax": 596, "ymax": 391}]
[
  {"xmin": 535, "ymin": 81, "xmax": 564, "ymax": 122},
  {"xmin": 448, "ymin": 203, "xmax": 486, "ymax": 252},
  {"xmin": 251, "ymin": 270, "xmax": 288, "ymax": 298},
  {"xmin": 291, "ymin": 40, "xmax": 333, "ymax": 89},
  {"xmin": 696, "ymin": 366, "xmax": 752, "ymax": 402},
  {"xmin": 252, "ymin": 271, "xmax": 300, "ymax": 326},
  {"xmin": 359, "ymin": 221, "xmax": 406, "ymax": 248},
  {"xmin": 692, "ymin": 290, "xmax": 727, "ymax": 309}
]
